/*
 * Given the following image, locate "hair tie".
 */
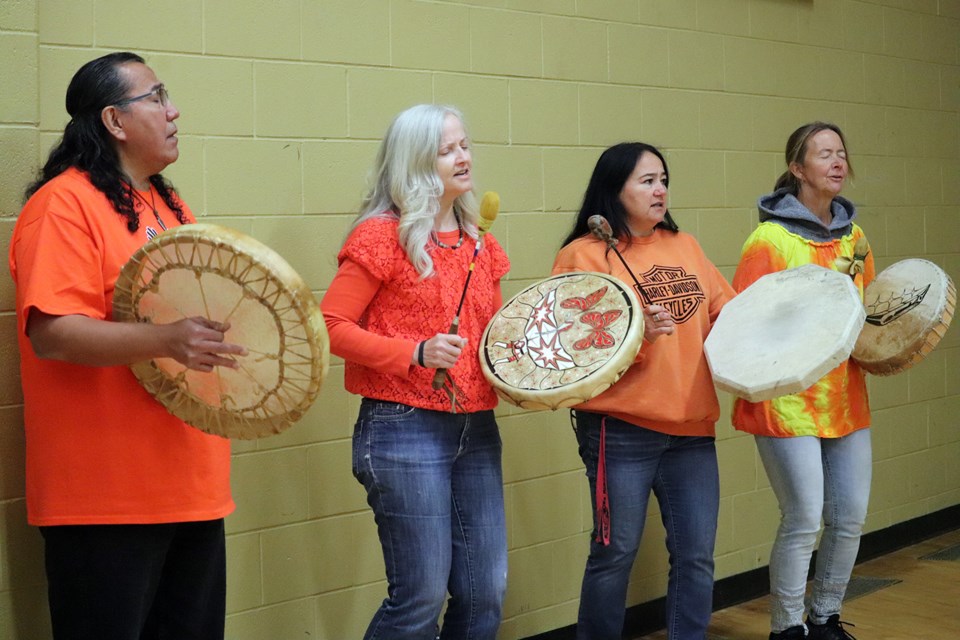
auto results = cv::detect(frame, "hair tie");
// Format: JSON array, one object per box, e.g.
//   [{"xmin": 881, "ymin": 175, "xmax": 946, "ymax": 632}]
[{"xmin": 417, "ymin": 341, "xmax": 426, "ymax": 367}]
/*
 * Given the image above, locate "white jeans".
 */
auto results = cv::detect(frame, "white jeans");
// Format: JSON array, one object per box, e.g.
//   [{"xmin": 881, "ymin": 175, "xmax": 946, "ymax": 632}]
[{"xmin": 756, "ymin": 429, "xmax": 872, "ymax": 632}]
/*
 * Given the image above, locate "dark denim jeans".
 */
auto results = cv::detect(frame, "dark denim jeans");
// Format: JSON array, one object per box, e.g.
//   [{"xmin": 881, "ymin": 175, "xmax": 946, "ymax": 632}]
[
  {"xmin": 574, "ymin": 412, "xmax": 719, "ymax": 640},
  {"xmin": 352, "ymin": 399, "xmax": 507, "ymax": 640}
]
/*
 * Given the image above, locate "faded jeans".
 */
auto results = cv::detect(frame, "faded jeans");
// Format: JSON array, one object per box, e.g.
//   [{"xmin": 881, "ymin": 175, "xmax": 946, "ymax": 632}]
[
  {"xmin": 574, "ymin": 412, "xmax": 719, "ymax": 640},
  {"xmin": 755, "ymin": 429, "xmax": 872, "ymax": 632},
  {"xmin": 352, "ymin": 399, "xmax": 507, "ymax": 640}
]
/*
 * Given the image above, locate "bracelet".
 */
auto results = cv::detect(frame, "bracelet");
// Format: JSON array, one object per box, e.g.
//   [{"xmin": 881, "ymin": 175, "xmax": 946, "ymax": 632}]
[{"xmin": 417, "ymin": 341, "xmax": 426, "ymax": 367}]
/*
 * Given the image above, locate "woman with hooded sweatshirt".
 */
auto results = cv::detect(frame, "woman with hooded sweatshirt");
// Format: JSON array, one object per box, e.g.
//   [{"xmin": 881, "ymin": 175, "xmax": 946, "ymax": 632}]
[{"xmin": 733, "ymin": 122, "xmax": 875, "ymax": 640}]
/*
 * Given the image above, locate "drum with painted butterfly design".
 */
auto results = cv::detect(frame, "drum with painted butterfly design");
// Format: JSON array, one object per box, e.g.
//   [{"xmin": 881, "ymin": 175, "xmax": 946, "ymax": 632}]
[{"xmin": 479, "ymin": 272, "xmax": 643, "ymax": 410}]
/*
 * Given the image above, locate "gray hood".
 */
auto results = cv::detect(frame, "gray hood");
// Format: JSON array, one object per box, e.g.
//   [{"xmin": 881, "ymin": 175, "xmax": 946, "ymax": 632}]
[{"xmin": 757, "ymin": 188, "xmax": 857, "ymax": 242}]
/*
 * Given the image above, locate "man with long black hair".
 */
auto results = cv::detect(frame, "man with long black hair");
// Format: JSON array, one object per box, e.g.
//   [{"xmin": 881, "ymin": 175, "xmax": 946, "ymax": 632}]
[{"xmin": 11, "ymin": 52, "xmax": 245, "ymax": 639}]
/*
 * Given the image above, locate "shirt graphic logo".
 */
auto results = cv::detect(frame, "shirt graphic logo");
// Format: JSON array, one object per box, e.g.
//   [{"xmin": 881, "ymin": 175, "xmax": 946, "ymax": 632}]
[{"xmin": 636, "ymin": 265, "xmax": 704, "ymax": 324}]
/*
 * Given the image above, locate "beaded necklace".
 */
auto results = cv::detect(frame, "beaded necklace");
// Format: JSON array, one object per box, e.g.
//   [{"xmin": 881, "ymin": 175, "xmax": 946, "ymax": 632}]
[{"xmin": 431, "ymin": 211, "xmax": 464, "ymax": 249}]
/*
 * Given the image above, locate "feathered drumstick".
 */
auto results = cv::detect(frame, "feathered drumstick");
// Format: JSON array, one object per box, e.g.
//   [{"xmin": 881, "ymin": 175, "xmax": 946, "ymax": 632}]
[
  {"xmin": 432, "ymin": 192, "xmax": 500, "ymax": 390},
  {"xmin": 587, "ymin": 214, "xmax": 653, "ymax": 305}
]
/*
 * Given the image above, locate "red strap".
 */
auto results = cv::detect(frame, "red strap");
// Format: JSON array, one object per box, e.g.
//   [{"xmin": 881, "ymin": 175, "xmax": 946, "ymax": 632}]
[{"xmin": 595, "ymin": 417, "xmax": 611, "ymax": 546}]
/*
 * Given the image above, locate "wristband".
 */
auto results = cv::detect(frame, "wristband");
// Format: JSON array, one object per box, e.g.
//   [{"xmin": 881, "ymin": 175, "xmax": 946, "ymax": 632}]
[{"xmin": 417, "ymin": 341, "xmax": 426, "ymax": 367}]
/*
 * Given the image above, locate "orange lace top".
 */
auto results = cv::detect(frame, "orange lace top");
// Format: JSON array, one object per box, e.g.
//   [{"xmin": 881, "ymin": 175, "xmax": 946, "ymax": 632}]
[{"xmin": 322, "ymin": 215, "xmax": 510, "ymax": 412}]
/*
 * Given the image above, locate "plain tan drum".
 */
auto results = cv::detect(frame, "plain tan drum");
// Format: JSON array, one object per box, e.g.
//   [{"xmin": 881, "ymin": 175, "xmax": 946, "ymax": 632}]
[
  {"xmin": 480, "ymin": 272, "xmax": 643, "ymax": 411},
  {"xmin": 852, "ymin": 258, "xmax": 955, "ymax": 375},
  {"xmin": 704, "ymin": 264, "xmax": 865, "ymax": 402},
  {"xmin": 113, "ymin": 223, "xmax": 329, "ymax": 439}
]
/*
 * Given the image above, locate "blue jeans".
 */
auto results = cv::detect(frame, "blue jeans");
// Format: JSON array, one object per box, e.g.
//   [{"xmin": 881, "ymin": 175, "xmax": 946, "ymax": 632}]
[
  {"xmin": 574, "ymin": 412, "xmax": 719, "ymax": 640},
  {"xmin": 352, "ymin": 399, "xmax": 507, "ymax": 640},
  {"xmin": 755, "ymin": 429, "xmax": 872, "ymax": 632}
]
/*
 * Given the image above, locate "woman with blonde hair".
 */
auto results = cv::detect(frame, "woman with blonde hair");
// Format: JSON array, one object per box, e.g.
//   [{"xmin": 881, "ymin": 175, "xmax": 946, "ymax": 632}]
[{"xmin": 321, "ymin": 104, "xmax": 510, "ymax": 639}]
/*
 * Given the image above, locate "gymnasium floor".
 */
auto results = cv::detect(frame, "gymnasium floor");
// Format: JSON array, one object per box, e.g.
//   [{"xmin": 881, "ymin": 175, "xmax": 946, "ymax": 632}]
[{"xmin": 635, "ymin": 529, "xmax": 960, "ymax": 640}]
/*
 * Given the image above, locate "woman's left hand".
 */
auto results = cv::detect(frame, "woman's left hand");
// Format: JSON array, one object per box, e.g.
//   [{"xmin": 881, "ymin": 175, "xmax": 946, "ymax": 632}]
[{"xmin": 642, "ymin": 304, "xmax": 675, "ymax": 343}]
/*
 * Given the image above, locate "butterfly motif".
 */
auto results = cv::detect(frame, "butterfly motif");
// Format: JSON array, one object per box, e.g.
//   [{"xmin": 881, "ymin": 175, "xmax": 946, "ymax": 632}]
[
  {"xmin": 561, "ymin": 286, "xmax": 607, "ymax": 311},
  {"xmin": 573, "ymin": 310, "xmax": 622, "ymax": 350}
]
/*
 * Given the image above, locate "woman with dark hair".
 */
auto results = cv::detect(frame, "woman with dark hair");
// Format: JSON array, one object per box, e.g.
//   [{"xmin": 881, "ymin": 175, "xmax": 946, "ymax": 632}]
[
  {"xmin": 553, "ymin": 142, "xmax": 735, "ymax": 639},
  {"xmin": 321, "ymin": 104, "xmax": 510, "ymax": 640},
  {"xmin": 10, "ymin": 52, "xmax": 244, "ymax": 639},
  {"xmin": 733, "ymin": 122, "xmax": 873, "ymax": 640}
]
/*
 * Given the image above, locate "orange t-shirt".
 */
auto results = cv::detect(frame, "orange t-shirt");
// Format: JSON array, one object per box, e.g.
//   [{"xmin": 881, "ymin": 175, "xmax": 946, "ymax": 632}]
[
  {"xmin": 552, "ymin": 230, "xmax": 735, "ymax": 437},
  {"xmin": 9, "ymin": 168, "xmax": 234, "ymax": 526},
  {"xmin": 321, "ymin": 216, "xmax": 510, "ymax": 412}
]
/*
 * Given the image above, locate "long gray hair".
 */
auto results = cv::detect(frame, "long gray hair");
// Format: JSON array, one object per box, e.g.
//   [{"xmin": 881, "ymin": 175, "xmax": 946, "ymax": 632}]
[{"xmin": 351, "ymin": 104, "xmax": 478, "ymax": 278}]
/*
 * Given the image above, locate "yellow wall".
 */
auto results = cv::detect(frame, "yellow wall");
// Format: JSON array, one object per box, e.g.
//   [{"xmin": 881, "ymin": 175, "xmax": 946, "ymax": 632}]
[{"xmin": 2, "ymin": 1, "xmax": 959, "ymax": 638}]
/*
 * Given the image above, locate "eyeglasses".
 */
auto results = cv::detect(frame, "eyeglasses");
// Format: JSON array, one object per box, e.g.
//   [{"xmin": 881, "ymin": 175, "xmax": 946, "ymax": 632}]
[{"xmin": 113, "ymin": 84, "xmax": 169, "ymax": 108}]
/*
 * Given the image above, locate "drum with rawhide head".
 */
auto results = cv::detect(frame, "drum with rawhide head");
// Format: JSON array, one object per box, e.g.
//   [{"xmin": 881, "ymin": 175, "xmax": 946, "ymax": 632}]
[
  {"xmin": 852, "ymin": 258, "xmax": 955, "ymax": 375},
  {"xmin": 113, "ymin": 223, "xmax": 329, "ymax": 439},
  {"xmin": 479, "ymin": 272, "xmax": 643, "ymax": 411},
  {"xmin": 704, "ymin": 264, "xmax": 866, "ymax": 402}
]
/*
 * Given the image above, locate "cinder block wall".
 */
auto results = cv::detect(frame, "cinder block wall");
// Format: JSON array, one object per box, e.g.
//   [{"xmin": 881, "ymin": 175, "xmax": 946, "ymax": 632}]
[{"xmin": 1, "ymin": 1, "xmax": 958, "ymax": 638}]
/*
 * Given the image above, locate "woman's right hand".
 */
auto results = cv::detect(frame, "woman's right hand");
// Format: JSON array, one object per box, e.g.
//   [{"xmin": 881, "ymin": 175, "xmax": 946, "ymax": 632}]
[
  {"xmin": 642, "ymin": 304, "xmax": 675, "ymax": 343},
  {"xmin": 415, "ymin": 333, "xmax": 468, "ymax": 368}
]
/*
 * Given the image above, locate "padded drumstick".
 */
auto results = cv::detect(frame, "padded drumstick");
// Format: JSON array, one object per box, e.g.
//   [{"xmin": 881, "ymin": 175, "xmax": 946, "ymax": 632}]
[
  {"xmin": 587, "ymin": 214, "xmax": 614, "ymax": 244},
  {"xmin": 587, "ymin": 214, "xmax": 652, "ymax": 306},
  {"xmin": 478, "ymin": 191, "xmax": 499, "ymax": 235},
  {"xmin": 432, "ymin": 192, "xmax": 501, "ymax": 393}
]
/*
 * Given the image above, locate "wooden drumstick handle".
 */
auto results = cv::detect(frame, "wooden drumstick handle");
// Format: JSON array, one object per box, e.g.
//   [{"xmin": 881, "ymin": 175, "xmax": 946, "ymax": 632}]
[{"xmin": 431, "ymin": 317, "xmax": 460, "ymax": 390}]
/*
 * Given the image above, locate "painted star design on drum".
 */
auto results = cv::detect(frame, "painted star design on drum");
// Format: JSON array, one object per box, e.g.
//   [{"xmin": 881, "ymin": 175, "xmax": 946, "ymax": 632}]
[
  {"xmin": 492, "ymin": 289, "xmax": 575, "ymax": 370},
  {"xmin": 525, "ymin": 290, "xmax": 576, "ymax": 370},
  {"xmin": 529, "ymin": 331, "xmax": 575, "ymax": 370},
  {"xmin": 532, "ymin": 293, "xmax": 563, "ymax": 329}
]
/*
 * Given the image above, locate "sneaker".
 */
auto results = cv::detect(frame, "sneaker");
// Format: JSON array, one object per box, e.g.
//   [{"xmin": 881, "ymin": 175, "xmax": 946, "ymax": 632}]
[
  {"xmin": 807, "ymin": 614, "xmax": 857, "ymax": 640},
  {"xmin": 769, "ymin": 625, "xmax": 807, "ymax": 639}
]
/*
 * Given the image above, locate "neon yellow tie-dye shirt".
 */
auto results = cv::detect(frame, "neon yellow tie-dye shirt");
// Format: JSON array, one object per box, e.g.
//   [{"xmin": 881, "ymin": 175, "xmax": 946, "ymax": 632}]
[{"xmin": 731, "ymin": 221, "xmax": 875, "ymax": 438}]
